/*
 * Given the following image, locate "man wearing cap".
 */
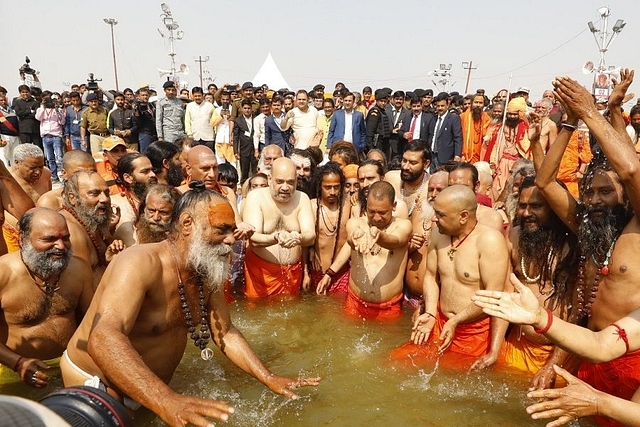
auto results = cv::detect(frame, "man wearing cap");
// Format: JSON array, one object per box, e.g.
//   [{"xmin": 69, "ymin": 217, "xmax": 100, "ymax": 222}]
[
  {"xmin": 230, "ymin": 82, "xmax": 260, "ymax": 121},
  {"xmin": 421, "ymin": 89, "xmax": 435, "ymax": 115},
  {"xmin": 515, "ymin": 87, "xmax": 532, "ymax": 107},
  {"xmin": 95, "ymin": 136, "xmax": 128, "ymax": 197},
  {"xmin": 365, "ymin": 89, "xmax": 391, "ymax": 157},
  {"xmin": 80, "ymin": 93, "xmax": 110, "ymax": 155},
  {"xmin": 490, "ymin": 97, "xmax": 531, "ymax": 195},
  {"xmin": 155, "ymin": 81, "xmax": 185, "ymax": 145},
  {"xmin": 313, "ymin": 84, "xmax": 325, "ymax": 99}
]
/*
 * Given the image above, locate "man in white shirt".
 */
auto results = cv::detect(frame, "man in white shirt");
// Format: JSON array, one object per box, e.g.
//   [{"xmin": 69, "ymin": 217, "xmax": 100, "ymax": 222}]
[
  {"xmin": 185, "ymin": 86, "xmax": 219, "ymax": 152},
  {"xmin": 253, "ymin": 99, "xmax": 271, "ymax": 155},
  {"xmin": 280, "ymin": 90, "xmax": 319, "ymax": 149}
]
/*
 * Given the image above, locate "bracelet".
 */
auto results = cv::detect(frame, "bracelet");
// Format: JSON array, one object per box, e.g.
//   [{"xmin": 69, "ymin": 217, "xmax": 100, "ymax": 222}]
[
  {"xmin": 425, "ymin": 312, "xmax": 436, "ymax": 320},
  {"xmin": 325, "ymin": 268, "xmax": 337, "ymax": 278},
  {"xmin": 534, "ymin": 309, "xmax": 554, "ymax": 334},
  {"xmin": 561, "ymin": 123, "xmax": 578, "ymax": 132},
  {"xmin": 13, "ymin": 356, "xmax": 23, "ymax": 372}
]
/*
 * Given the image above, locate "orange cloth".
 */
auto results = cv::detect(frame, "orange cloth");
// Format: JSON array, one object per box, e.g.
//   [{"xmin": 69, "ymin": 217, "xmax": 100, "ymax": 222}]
[
  {"xmin": 390, "ymin": 306, "xmax": 490, "ymax": 370},
  {"xmin": 215, "ymin": 143, "xmax": 236, "ymax": 164},
  {"xmin": 243, "ymin": 247, "xmax": 302, "ymax": 298},
  {"xmin": 310, "ymin": 267, "xmax": 350, "ymax": 295},
  {"xmin": 578, "ymin": 349, "xmax": 640, "ymax": 427},
  {"xmin": 497, "ymin": 329, "xmax": 554, "ymax": 376},
  {"xmin": 2, "ymin": 222, "xmax": 19, "ymax": 253},
  {"xmin": 557, "ymin": 129, "xmax": 593, "ymax": 199},
  {"xmin": 460, "ymin": 110, "xmax": 491, "ymax": 163},
  {"xmin": 94, "ymin": 157, "xmax": 125, "ymax": 197},
  {"xmin": 344, "ymin": 286, "xmax": 402, "ymax": 320}
]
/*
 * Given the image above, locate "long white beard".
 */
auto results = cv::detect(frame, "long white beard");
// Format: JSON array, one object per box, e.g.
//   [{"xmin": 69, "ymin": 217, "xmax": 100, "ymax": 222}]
[{"xmin": 187, "ymin": 232, "xmax": 232, "ymax": 292}]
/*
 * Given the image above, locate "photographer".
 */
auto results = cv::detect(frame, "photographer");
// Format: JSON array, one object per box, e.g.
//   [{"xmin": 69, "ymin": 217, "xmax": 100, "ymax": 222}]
[
  {"xmin": 12, "ymin": 85, "xmax": 42, "ymax": 150},
  {"xmin": 132, "ymin": 87, "xmax": 157, "ymax": 154},
  {"xmin": 35, "ymin": 97, "xmax": 66, "ymax": 182},
  {"xmin": 18, "ymin": 57, "xmax": 41, "ymax": 90}
]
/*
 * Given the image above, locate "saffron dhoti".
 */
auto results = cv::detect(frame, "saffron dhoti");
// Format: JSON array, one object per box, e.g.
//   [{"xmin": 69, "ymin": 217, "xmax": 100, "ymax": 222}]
[
  {"xmin": 578, "ymin": 349, "xmax": 640, "ymax": 427},
  {"xmin": 344, "ymin": 286, "xmax": 402, "ymax": 320},
  {"xmin": 497, "ymin": 329, "xmax": 554, "ymax": 376},
  {"xmin": 2, "ymin": 222, "xmax": 19, "ymax": 253},
  {"xmin": 243, "ymin": 247, "xmax": 302, "ymax": 298},
  {"xmin": 390, "ymin": 307, "xmax": 490, "ymax": 370}
]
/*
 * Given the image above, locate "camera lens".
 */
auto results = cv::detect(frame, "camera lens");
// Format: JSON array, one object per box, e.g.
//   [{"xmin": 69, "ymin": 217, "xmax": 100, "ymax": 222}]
[{"xmin": 39, "ymin": 386, "xmax": 132, "ymax": 427}]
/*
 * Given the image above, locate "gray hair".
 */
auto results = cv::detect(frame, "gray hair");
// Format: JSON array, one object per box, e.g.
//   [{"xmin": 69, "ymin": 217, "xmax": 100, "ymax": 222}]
[{"xmin": 13, "ymin": 144, "xmax": 44, "ymax": 163}]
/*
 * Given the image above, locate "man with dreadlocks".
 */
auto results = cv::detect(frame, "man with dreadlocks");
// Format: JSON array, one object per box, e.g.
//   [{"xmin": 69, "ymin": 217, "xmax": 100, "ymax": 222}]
[
  {"xmin": 498, "ymin": 175, "xmax": 577, "ymax": 380},
  {"xmin": 310, "ymin": 162, "xmax": 351, "ymax": 295},
  {"xmin": 318, "ymin": 181, "xmax": 412, "ymax": 319},
  {"xmin": 536, "ymin": 70, "xmax": 640, "ymax": 426}
]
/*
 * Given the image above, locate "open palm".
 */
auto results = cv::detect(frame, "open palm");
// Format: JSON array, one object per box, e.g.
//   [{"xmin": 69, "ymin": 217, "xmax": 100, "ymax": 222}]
[{"xmin": 472, "ymin": 273, "xmax": 541, "ymax": 325}]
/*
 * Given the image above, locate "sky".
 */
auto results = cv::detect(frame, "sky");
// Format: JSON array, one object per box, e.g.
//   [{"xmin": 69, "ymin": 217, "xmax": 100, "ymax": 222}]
[{"xmin": 2, "ymin": 0, "xmax": 639, "ymax": 105}]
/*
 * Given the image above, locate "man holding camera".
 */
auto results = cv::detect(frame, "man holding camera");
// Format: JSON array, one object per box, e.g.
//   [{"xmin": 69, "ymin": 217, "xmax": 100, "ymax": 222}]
[
  {"xmin": 35, "ymin": 97, "xmax": 66, "ymax": 183},
  {"xmin": 132, "ymin": 87, "xmax": 157, "ymax": 154}
]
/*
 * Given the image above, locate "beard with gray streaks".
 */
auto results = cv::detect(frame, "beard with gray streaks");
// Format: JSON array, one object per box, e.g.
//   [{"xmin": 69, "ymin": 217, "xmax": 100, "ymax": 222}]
[
  {"xmin": 187, "ymin": 224, "xmax": 232, "ymax": 292},
  {"xmin": 578, "ymin": 203, "xmax": 631, "ymax": 260},
  {"xmin": 74, "ymin": 198, "xmax": 111, "ymax": 236},
  {"xmin": 21, "ymin": 239, "xmax": 72, "ymax": 278}
]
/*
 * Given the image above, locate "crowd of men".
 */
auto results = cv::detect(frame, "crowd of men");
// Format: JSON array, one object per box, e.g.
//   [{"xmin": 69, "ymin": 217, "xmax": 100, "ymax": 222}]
[{"xmin": 1, "ymin": 69, "xmax": 640, "ymax": 427}]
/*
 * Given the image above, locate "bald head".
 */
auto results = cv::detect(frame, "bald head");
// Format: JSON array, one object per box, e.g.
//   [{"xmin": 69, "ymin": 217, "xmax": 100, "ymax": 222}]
[
  {"xmin": 438, "ymin": 185, "xmax": 478, "ymax": 214},
  {"xmin": 271, "ymin": 157, "xmax": 296, "ymax": 178},
  {"xmin": 478, "ymin": 172, "xmax": 493, "ymax": 194},
  {"xmin": 186, "ymin": 145, "xmax": 216, "ymax": 166},
  {"xmin": 428, "ymin": 170, "xmax": 449, "ymax": 201},
  {"xmin": 367, "ymin": 180, "xmax": 395, "ymax": 203}
]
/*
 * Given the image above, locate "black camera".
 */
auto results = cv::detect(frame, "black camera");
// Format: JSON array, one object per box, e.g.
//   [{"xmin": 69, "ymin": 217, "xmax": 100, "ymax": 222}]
[
  {"xmin": 87, "ymin": 73, "xmax": 102, "ymax": 92},
  {"xmin": 43, "ymin": 98, "xmax": 56, "ymax": 109},
  {"xmin": 19, "ymin": 56, "xmax": 36, "ymax": 75},
  {"xmin": 0, "ymin": 386, "xmax": 132, "ymax": 426}
]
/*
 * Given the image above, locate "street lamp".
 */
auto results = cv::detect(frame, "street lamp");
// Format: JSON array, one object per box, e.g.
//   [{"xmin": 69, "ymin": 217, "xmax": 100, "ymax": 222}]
[
  {"xmin": 431, "ymin": 63, "xmax": 453, "ymax": 92},
  {"xmin": 103, "ymin": 18, "xmax": 119, "ymax": 91},
  {"xmin": 587, "ymin": 6, "xmax": 625, "ymax": 74},
  {"xmin": 194, "ymin": 56, "xmax": 210, "ymax": 88},
  {"xmin": 159, "ymin": 3, "xmax": 183, "ymax": 78}
]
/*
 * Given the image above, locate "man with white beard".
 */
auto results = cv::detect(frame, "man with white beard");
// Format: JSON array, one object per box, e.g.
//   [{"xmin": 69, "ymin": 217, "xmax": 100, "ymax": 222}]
[
  {"xmin": 61, "ymin": 181, "xmax": 320, "ymax": 425},
  {"xmin": 0, "ymin": 207, "xmax": 93, "ymax": 386}
]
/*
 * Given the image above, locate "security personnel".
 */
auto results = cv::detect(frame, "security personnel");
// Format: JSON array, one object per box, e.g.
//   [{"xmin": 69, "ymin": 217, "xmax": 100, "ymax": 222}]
[
  {"xmin": 365, "ymin": 89, "xmax": 391, "ymax": 157},
  {"xmin": 230, "ymin": 82, "xmax": 260, "ymax": 120}
]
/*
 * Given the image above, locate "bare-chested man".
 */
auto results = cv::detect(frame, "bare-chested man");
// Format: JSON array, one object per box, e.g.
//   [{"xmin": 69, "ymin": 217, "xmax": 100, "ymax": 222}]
[
  {"xmin": 396, "ymin": 185, "xmax": 509, "ymax": 370},
  {"xmin": 500, "ymin": 176, "xmax": 577, "ymax": 385},
  {"xmin": 62, "ymin": 188, "xmax": 319, "ymax": 425},
  {"xmin": 535, "ymin": 71, "xmax": 640, "ymax": 415},
  {"xmin": 110, "ymin": 153, "xmax": 158, "ymax": 239},
  {"xmin": 257, "ymin": 143, "xmax": 284, "ymax": 177},
  {"xmin": 242, "ymin": 157, "xmax": 315, "ymax": 298},
  {"xmin": 309, "ymin": 162, "xmax": 351, "ymax": 294},
  {"xmin": 3, "ymin": 144, "xmax": 51, "ymax": 253},
  {"xmin": 532, "ymin": 98, "xmax": 558, "ymax": 154},
  {"xmin": 447, "ymin": 162, "xmax": 505, "ymax": 231},
  {"xmin": 37, "ymin": 150, "xmax": 97, "ymax": 211},
  {"xmin": 386, "ymin": 144, "xmax": 435, "ymax": 301},
  {"xmin": 0, "ymin": 208, "xmax": 92, "ymax": 386},
  {"xmin": 0, "ymin": 158, "xmax": 36, "ymax": 256},
  {"xmin": 60, "ymin": 171, "xmax": 117, "ymax": 289},
  {"xmin": 352, "ymin": 160, "xmax": 409, "ymax": 218},
  {"xmin": 317, "ymin": 181, "xmax": 412, "ymax": 319}
]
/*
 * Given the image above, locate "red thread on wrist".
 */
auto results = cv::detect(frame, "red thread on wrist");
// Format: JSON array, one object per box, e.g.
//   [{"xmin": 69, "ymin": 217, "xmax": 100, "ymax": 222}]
[
  {"xmin": 534, "ymin": 309, "xmax": 554, "ymax": 334},
  {"xmin": 325, "ymin": 268, "xmax": 337, "ymax": 278},
  {"xmin": 611, "ymin": 323, "xmax": 630, "ymax": 354},
  {"xmin": 13, "ymin": 356, "xmax": 23, "ymax": 372}
]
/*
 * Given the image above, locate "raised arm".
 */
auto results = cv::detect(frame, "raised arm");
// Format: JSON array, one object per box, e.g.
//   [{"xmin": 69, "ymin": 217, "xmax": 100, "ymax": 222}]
[
  {"xmin": 554, "ymin": 74, "xmax": 640, "ymax": 216},
  {"xmin": 607, "ymin": 69, "xmax": 634, "ymax": 145},
  {"xmin": 534, "ymin": 108, "xmax": 580, "ymax": 234},
  {"xmin": 0, "ymin": 161, "xmax": 35, "ymax": 218}
]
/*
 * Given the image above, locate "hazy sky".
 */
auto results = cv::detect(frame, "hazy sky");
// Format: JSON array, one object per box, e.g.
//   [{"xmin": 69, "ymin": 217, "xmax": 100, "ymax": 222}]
[{"xmin": 2, "ymin": 0, "xmax": 639, "ymax": 103}]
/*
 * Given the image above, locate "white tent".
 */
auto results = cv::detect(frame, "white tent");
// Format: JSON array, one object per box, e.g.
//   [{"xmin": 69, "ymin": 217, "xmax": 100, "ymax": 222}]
[{"xmin": 252, "ymin": 52, "xmax": 290, "ymax": 90}]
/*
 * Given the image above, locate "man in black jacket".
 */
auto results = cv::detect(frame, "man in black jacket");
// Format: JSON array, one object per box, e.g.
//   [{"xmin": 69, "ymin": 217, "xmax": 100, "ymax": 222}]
[
  {"xmin": 132, "ymin": 88, "xmax": 156, "ymax": 154},
  {"xmin": 12, "ymin": 85, "xmax": 42, "ymax": 149},
  {"xmin": 365, "ymin": 89, "xmax": 391, "ymax": 158}
]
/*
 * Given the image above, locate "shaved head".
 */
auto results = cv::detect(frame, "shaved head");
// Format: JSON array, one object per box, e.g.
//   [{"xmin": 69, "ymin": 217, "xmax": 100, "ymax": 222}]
[
  {"xmin": 271, "ymin": 157, "xmax": 296, "ymax": 178},
  {"xmin": 367, "ymin": 181, "xmax": 395, "ymax": 203},
  {"xmin": 438, "ymin": 185, "xmax": 477, "ymax": 215},
  {"xmin": 186, "ymin": 145, "xmax": 216, "ymax": 166}
]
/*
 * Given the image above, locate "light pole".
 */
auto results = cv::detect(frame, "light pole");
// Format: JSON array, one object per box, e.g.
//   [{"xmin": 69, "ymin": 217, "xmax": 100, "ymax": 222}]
[
  {"xmin": 103, "ymin": 18, "xmax": 119, "ymax": 91},
  {"xmin": 586, "ymin": 6, "xmax": 625, "ymax": 97},
  {"xmin": 461, "ymin": 61, "xmax": 477, "ymax": 94},
  {"xmin": 159, "ymin": 3, "xmax": 184, "ymax": 79},
  {"xmin": 194, "ymin": 56, "xmax": 210, "ymax": 88},
  {"xmin": 431, "ymin": 63, "xmax": 453, "ymax": 92}
]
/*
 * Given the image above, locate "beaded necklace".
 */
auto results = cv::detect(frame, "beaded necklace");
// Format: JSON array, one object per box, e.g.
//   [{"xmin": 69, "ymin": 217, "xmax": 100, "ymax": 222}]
[
  {"xmin": 168, "ymin": 241, "xmax": 213, "ymax": 360},
  {"xmin": 401, "ymin": 173, "xmax": 427, "ymax": 218},
  {"xmin": 576, "ymin": 239, "xmax": 617, "ymax": 317},
  {"xmin": 61, "ymin": 205, "xmax": 106, "ymax": 266},
  {"xmin": 21, "ymin": 257, "xmax": 61, "ymax": 294},
  {"xmin": 319, "ymin": 205, "xmax": 337, "ymax": 235},
  {"xmin": 123, "ymin": 191, "xmax": 140, "ymax": 218}
]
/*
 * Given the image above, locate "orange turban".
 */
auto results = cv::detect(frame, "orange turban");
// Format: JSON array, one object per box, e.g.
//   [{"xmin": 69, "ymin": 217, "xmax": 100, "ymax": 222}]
[
  {"xmin": 343, "ymin": 164, "xmax": 359, "ymax": 179},
  {"xmin": 507, "ymin": 98, "xmax": 527, "ymax": 113}
]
